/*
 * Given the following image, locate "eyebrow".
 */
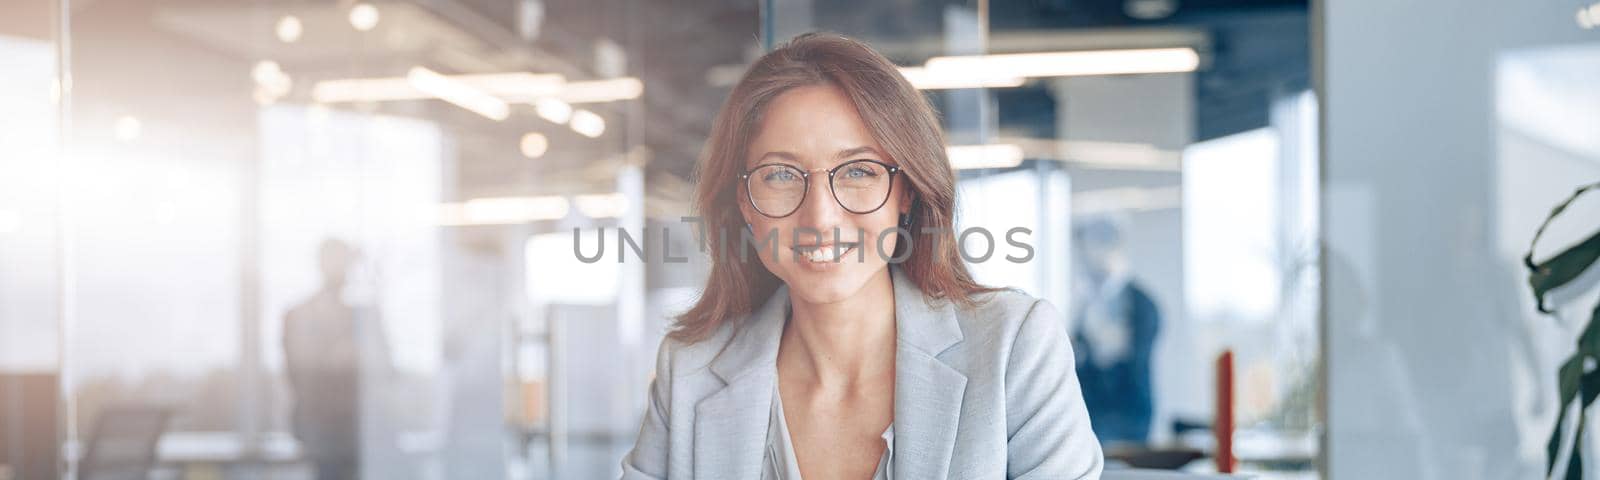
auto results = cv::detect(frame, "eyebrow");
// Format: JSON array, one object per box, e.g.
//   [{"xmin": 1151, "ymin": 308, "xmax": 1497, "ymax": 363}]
[{"xmin": 752, "ymin": 146, "xmax": 882, "ymax": 165}]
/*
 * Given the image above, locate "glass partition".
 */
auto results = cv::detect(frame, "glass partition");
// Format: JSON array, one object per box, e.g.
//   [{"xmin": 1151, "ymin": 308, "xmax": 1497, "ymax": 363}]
[{"xmin": 2, "ymin": 1, "xmax": 756, "ymax": 479}]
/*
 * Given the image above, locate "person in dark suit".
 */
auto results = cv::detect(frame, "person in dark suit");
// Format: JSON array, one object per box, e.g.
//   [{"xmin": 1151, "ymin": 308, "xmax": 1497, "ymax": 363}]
[{"xmin": 1071, "ymin": 215, "xmax": 1161, "ymax": 446}]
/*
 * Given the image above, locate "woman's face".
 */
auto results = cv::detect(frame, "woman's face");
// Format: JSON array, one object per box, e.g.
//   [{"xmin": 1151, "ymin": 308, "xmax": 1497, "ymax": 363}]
[{"xmin": 739, "ymin": 84, "xmax": 909, "ymax": 306}]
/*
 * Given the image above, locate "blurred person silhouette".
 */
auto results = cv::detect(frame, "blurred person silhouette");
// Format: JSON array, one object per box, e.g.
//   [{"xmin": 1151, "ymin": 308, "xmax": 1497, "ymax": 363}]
[
  {"xmin": 283, "ymin": 238, "xmax": 392, "ymax": 480},
  {"xmin": 1070, "ymin": 215, "xmax": 1160, "ymax": 446}
]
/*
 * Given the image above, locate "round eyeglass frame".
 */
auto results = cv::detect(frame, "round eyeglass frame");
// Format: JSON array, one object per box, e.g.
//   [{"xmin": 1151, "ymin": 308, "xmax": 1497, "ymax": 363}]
[{"xmin": 738, "ymin": 159, "xmax": 904, "ymax": 218}]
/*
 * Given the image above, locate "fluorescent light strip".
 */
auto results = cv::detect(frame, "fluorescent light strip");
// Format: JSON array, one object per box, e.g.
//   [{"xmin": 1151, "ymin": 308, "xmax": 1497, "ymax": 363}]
[
  {"xmin": 898, "ymin": 67, "xmax": 1026, "ymax": 90},
  {"xmin": 310, "ymin": 74, "xmax": 643, "ymax": 105},
  {"xmin": 924, "ymin": 48, "xmax": 1200, "ymax": 78},
  {"xmin": 313, "ymin": 77, "xmax": 421, "ymax": 103},
  {"xmin": 947, "ymin": 144, "xmax": 1024, "ymax": 170},
  {"xmin": 535, "ymin": 98, "xmax": 574, "ymax": 124},
  {"xmin": 575, "ymin": 193, "xmax": 628, "ymax": 218},
  {"xmin": 314, "ymin": 73, "xmax": 565, "ymax": 103},
  {"xmin": 570, "ymin": 109, "xmax": 606, "ymax": 138},
  {"xmin": 505, "ymin": 77, "xmax": 643, "ymax": 103},
  {"xmin": 453, "ymin": 72, "xmax": 566, "ymax": 98},
  {"xmin": 438, "ymin": 196, "xmax": 570, "ymax": 226},
  {"xmin": 406, "ymin": 67, "xmax": 510, "ymax": 121}
]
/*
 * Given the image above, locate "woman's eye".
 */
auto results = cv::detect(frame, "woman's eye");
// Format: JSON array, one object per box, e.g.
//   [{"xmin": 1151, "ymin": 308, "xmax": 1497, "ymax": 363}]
[
  {"xmin": 845, "ymin": 165, "xmax": 878, "ymax": 178},
  {"xmin": 765, "ymin": 170, "xmax": 798, "ymax": 182}
]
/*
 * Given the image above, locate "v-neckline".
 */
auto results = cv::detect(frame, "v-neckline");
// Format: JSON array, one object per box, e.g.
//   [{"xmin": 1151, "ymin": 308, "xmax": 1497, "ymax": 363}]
[{"xmin": 768, "ymin": 383, "xmax": 894, "ymax": 480}]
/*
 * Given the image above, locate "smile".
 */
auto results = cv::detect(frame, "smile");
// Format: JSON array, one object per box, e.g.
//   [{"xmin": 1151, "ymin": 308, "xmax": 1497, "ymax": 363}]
[{"xmin": 791, "ymin": 242, "xmax": 861, "ymax": 263}]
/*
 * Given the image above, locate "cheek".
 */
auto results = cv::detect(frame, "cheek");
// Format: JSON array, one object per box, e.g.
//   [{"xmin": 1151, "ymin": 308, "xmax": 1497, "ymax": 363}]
[
  {"xmin": 857, "ymin": 211, "xmax": 903, "ymax": 259},
  {"xmin": 746, "ymin": 218, "xmax": 787, "ymax": 266}
]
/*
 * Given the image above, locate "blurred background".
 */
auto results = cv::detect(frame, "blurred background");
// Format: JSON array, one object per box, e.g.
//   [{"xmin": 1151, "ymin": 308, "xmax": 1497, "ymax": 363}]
[{"xmin": 0, "ymin": 0, "xmax": 1595, "ymax": 479}]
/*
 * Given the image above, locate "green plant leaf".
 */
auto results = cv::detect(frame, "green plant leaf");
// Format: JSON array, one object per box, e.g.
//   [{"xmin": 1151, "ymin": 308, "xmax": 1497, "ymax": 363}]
[
  {"xmin": 1552, "ymin": 354, "xmax": 1584, "ymax": 477},
  {"xmin": 1526, "ymin": 182, "xmax": 1600, "ymax": 314},
  {"xmin": 1532, "ymin": 232, "xmax": 1600, "ymax": 314},
  {"xmin": 1587, "ymin": 304, "xmax": 1600, "ymax": 409},
  {"xmin": 1568, "ymin": 430, "xmax": 1584, "ymax": 480},
  {"xmin": 1552, "ymin": 301, "xmax": 1600, "ymax": 478}
]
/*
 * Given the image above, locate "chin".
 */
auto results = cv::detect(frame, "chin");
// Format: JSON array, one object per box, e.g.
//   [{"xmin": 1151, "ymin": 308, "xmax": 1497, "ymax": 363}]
[{"xmin": 778, "ymin": 262, "xmax": 886, "ymax": 305}]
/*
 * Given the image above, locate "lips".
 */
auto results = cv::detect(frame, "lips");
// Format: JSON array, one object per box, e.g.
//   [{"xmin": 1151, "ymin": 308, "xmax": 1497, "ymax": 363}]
[{"xmin": 791, "ymin": 242, "xmax": 862, "ymax": 263}]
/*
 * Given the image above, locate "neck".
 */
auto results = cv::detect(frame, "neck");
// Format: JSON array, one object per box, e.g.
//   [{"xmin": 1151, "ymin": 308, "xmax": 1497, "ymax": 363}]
[{"xmin": 781, "ymin": 268, "xmax": 897, "ymax": 389}]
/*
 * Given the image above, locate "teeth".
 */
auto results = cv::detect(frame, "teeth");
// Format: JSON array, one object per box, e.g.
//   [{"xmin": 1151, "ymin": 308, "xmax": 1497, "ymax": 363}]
[{"xmin": 799, "ymin": 244, "xmax": 857, "ymax": 263}]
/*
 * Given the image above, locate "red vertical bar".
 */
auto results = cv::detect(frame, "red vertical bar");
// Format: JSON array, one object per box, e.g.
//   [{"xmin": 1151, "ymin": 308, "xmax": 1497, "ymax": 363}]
[{"xmin": 1215, "ymin": 350, "xmax": 1235, "ymax": 473}]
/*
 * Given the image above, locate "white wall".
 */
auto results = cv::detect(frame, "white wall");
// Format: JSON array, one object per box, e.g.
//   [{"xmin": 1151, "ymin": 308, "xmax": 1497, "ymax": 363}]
[{"xmin": 1321, "ymin": 0, "xmax": 1600, "ymax": 478}]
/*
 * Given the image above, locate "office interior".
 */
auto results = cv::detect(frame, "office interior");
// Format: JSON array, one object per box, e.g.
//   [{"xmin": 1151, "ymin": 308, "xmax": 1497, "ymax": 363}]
[{"xmin": 0, "ymin": 0, "xmax": 1595, "ymax": 479}]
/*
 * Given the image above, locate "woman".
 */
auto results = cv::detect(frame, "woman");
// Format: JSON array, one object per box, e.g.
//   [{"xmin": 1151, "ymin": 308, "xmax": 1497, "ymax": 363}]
[{"xmin": 621, "ymin": 33, "xmax": 1103, "ymax": 479}]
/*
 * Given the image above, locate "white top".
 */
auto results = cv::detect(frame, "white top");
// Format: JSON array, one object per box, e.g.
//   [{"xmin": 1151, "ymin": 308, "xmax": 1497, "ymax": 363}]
[{"xmin": 764, "ymin": 383, "xmax": 894, "ymax": 480}]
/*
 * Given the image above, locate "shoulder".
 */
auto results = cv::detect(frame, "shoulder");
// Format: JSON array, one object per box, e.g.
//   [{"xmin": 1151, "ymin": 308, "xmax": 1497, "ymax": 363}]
[
  {"xmin": 652, "ymin": 317, "xmax": 743, "ymax": 379},
  {"xmin": 953, "ymin": 288, "xmax": 1064, "ymax": 346},
  {"xmin": 967, "ymin": 288, "xmax": 1051, "ymax": 320}
]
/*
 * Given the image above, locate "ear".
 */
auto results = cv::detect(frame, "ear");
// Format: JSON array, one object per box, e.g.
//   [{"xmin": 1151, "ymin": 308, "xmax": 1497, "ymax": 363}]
[
  {"xmin": 897, "ymin": 182, "xmax": 915, "ymax": 216},
  {"xmin": 735, "ymin": 184, "xmax": 757, "ymax": 226}
]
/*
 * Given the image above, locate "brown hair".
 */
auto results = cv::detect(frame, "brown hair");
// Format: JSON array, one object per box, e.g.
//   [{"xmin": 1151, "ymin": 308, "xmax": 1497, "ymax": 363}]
[{"xmin": 670, "ymin": 32, "xmax": 996, "ymax": 343}]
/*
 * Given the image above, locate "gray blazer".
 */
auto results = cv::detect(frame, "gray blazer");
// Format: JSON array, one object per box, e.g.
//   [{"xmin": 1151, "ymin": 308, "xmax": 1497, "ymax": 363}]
[{"xmin": 621, "ymin": 266, "xmax": 1104, "ymax": 479}]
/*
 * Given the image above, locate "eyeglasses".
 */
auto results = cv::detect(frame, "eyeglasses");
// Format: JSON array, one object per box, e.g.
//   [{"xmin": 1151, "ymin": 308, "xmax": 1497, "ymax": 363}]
[{"xmin": 739, "ymin": 159, "xmax": 903, "ymax": 218}]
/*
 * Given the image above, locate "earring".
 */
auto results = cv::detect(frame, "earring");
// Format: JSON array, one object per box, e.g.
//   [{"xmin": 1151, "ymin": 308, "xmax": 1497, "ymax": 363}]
[{"xmin": 898, "ymin": 213, "xmax": 911, "ymax": 228}]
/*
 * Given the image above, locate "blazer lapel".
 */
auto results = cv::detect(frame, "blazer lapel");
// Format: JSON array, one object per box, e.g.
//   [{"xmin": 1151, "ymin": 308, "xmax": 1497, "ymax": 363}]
[
  {"xmin": 693, "ymin": 284, "xmax": 788, "ymax": 479},
  {"xmin": 890, "ymin": 266, "xmax": 969, "ymax": 480}
]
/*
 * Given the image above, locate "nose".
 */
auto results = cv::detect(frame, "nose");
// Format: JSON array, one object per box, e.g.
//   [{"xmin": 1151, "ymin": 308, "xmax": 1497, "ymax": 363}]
[{"xmin": 792, "ymin": 170, "xmax": 846, "ymax": 236}]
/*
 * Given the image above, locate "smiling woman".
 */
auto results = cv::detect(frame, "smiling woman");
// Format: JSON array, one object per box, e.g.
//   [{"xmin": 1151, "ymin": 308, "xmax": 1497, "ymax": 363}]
[{"xmin": 620, "ymin": 33, "xmax": 1104, "ymax": 480}]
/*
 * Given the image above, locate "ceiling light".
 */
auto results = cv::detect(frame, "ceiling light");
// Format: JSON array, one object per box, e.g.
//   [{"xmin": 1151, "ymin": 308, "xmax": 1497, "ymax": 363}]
[
  {"xmin": 308, "ymin": 72, "xmax": 651, "ymax": 108},
  {"xmin": 252, "ymin": 60, "xmax": 292, "ymax": 100},
  {"xmin": 570, "ymin": 109, "xmax": 605, "ymax": 138},
  {"xmin": 947, "ymin": 144, "xmax": 1024, "ymax": 170},
  {"xmin": 541, "ymin": 77, "xmax": 642, "ymax": 103},
  {"xmin": 276, "ymin": 15, "xmax": 303, "ymax": 43},
  {"xmin": 924, "ymin": 48, "xmax": 1200, "ymax": 78},
  {"xmin": 312, "ymin": 77, "xmax": 419, "ymax": 103},
  {"xmin": 1124, "ymin": 0, "xmax": 1178, "ymax": 20},
  {"xmin": 520, "ymin": 132, "xmax": 549, "ymax": 158},
  {"xmin": 407, "ymin": 66, "xmax": 510, "ymax": 121},
  {"xmin": 251, "ymin": 60, "xmax": 281, "ymax": 84},
  {"xmin": 457, "ymin": 73, "xmax": 566, "ymax": 98},
  {"xmin": 349, "ymin": 3, "xmax": 380, "ymax": 32},
  {"xmin": 312, "ymin": 73, "xmax": 566, "ymax": 103},
  {"xmin": 897, "ymin": 66, "xmax": 1025, "ymax": 90},
  {"xmin": 437, "ymin": 196, "xmax": 570, "ymax": 226},
  {"xmin": 575, "ymin": 193, "xmax": 628, "ymax": 218},
  {"xmin": 535, "ymin": 98, "xmax": 573, "ymax": 124}
]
